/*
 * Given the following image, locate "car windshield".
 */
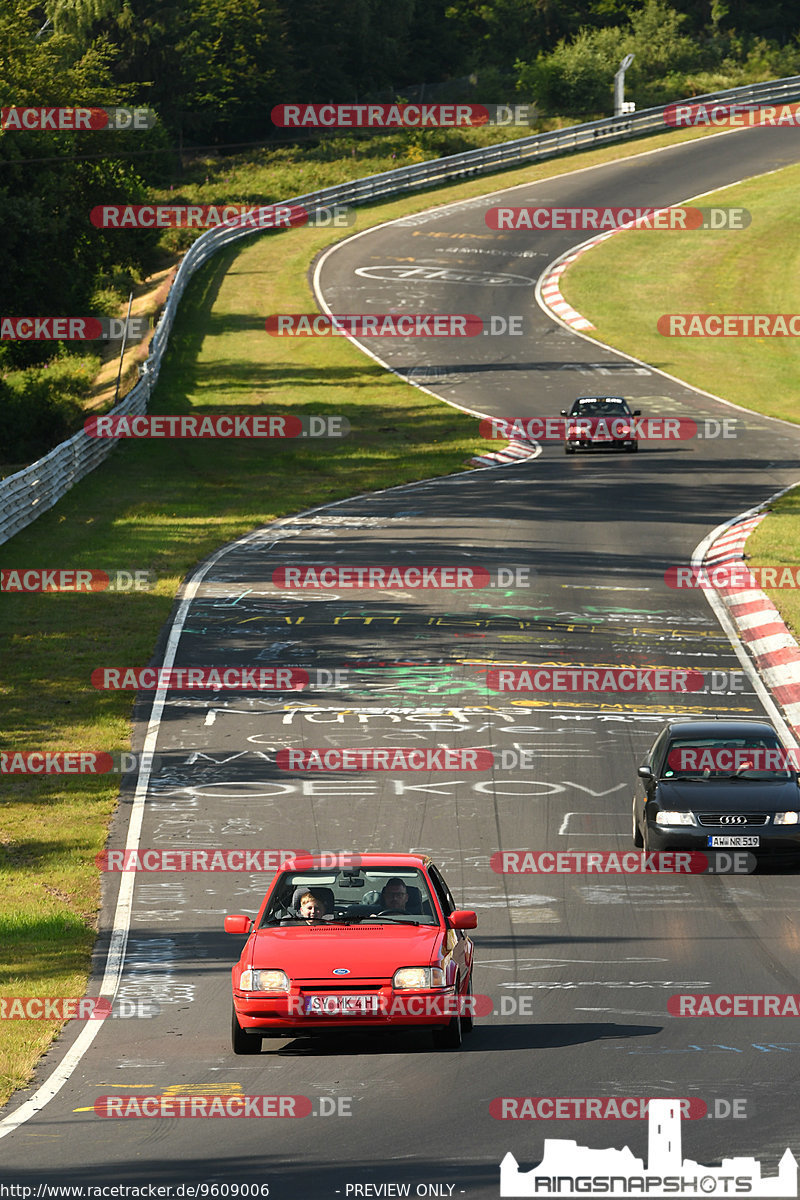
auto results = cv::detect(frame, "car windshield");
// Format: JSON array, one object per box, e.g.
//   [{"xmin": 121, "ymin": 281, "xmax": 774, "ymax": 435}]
[
  {"xmin": 570, "ymin": 398, "xmax": 629, "ymax": 416},
  {"xmin": 662, "ymin": 737, "xmax": 795, "ymax": 780},
  {"xmin": 259, "ymin": 868, "xmax": 440, "ymax": 927}
]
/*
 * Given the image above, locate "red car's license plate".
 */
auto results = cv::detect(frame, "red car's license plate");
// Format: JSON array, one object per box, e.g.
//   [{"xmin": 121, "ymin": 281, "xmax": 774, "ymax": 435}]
[{"xmin": 304, "ymin": 994, "xmax": 380, "ymax": 1016}]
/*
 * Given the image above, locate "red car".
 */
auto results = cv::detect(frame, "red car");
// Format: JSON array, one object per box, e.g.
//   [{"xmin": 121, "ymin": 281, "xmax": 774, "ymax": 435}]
[
  {"xmin": 224, "ymin": 853, "xmax": 477, "ymax": 1053},
  {"xmin": 562, "ymin": 395, "xmax": 640, "ymax": 453}
]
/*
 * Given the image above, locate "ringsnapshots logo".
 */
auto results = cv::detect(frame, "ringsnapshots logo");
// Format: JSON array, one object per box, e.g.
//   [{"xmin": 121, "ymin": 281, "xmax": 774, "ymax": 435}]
[
  {"xmin": 0, "ymin": 317, "xmax": 150, "ymax": 341},
  {"xmin": 480, "ymin": 417, "xmax": 738, "ymax": 443},
  {"xmin": 271, "ymin": 565, "xmax": 532, "ymax": 589},
  {"xmin": 90, "ymin": 204, "xmax": 353, "ymax": 229},
  {"xmin": 665, "ymin": 101, "xmax": 800, "ymax": 127},
  {"xmin": 90, "ymin": 667, "xmax": 349, "ymax": 691},
  {"xmin": 490, "ymin": 850, "xmax": 755, "ymax": 875},
  {"xmin": 486, "ymin": 206, "xmax": 749, "ymax": 231},
  {"xmin": 499, "ymin": 1099, "xmax": 797, "ymax": 1198},
  {"xmin": 1, "ymin": 568, "xmax": 155, "ymax": 592},
  {"xmin": 1, "ymin": 106, "xmax": 156, "ymax": 131},
  {"xmin": 659, "ymin": 314, "xmax": 800, "ymax": 336},
  {"xmin": 271, "ymin": 103, "xmax": 534, "ymax": 128},
  {"xmin": 84, "ymin": 415, "xmax": 348, "ymax": 438}
]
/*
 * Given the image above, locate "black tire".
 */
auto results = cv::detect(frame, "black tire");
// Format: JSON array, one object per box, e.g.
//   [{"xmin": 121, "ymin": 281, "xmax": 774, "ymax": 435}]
[
  {"xmin": 626, "ymin": 442, "xmax": 638, "ymax": 452},
  {"xmin": 433, "ymin": 983, "xmax": 463, "ymax": 1049},
  {"xmin": 231, "ymin": 1005, "xmax": 262, "ymax": 1055},
  {"xmin": 461, "ymin": 975, "xmax": 474, "ymax": 1035},
  {"xmin": 632, "ymin": 798, "xmax": 644, "ymax": 848},
  {"xmin": 564, "ymin": 444, "xmax": 575, "ymax": 455}
]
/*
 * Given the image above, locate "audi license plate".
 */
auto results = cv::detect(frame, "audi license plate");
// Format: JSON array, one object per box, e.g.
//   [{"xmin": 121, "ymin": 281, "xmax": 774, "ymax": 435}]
[
  {"xmin": 304, "ymin": 994, "xmax": 379, "ymax": 1016},
  {"xmin": 707, "ymin": 835, "xmax": 759, "ymax": 848}
]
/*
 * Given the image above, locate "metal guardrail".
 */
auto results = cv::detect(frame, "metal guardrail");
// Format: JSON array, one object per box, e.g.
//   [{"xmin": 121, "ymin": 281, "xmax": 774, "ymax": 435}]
[{"xmin": 3, "ymin": 73, "xmax": 800, "ymax": 544}]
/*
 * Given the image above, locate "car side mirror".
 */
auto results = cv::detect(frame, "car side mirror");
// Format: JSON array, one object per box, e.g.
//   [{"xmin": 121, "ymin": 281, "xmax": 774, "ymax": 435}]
[
  {"xmin": 449, "ymin": 910, "xmax": 477, "ymax": 930},
  {"xmin": 560, "ymin": 409, "xmax": 568, "ymax": 416},
  {"xmin": 224, "ymin": 914, "xmax": 253, "ymax": 934},
  {"xmin": 637, "ymin": 765, "xmax": 653, "ymax": 779}
]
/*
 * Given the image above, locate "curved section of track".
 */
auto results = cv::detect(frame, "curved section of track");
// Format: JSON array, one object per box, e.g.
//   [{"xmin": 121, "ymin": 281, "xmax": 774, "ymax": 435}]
[{"xmin": 2, "ymin": 127, "xmax": 800, "ymax": 1197}]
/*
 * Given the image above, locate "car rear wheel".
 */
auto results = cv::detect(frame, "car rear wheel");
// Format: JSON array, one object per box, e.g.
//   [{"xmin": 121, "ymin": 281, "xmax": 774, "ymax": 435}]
[
  {"xmin": 461, "ymin": 975, "xmax": 474, "ymax": 1034},
  {"xmin": 632, "ymin": 798, "xmax": 643, "ymax": 848},
  {"xmin": 564, "ymin": 444, "xmax": 575, "ymax": 455},
  {"xmin": 432, "ymin": 983, "xmax": 463, "ymax": 1050},
  {"xmin": 231, "ymin": 1005, "xmax": 262, "ymax": 1055}
]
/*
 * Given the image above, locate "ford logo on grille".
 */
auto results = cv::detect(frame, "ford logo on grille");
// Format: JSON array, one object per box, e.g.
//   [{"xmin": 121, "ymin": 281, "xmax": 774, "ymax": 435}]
[
  {"xmin": 332, "ymin": 968, "xmax": 350, "ymax": 975},
  {"xmin": 720, "ymin": 814, "xmax": 747, "ymax": 824}
]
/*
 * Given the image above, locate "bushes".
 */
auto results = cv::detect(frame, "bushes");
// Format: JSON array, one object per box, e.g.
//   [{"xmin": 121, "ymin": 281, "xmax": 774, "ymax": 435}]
[{"xmin": 0, "ymin": 357, "xmax": 98, "ymax": 466}]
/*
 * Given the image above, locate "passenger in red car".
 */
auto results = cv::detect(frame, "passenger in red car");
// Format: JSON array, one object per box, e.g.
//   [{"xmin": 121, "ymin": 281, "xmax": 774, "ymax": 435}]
[{"xmin": 298, "ymin": 891, "xmax": 328, "ymax": 922}]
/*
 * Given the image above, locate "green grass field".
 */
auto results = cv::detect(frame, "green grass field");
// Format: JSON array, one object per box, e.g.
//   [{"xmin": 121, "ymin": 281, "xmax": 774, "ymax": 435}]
[
  {"xmin": 561, "ymin": 159, "xmax": 800, "ymax": 634},
  {"xmin": 0, "ymin": 120, "xmax": 744, "ymax": 1105}
]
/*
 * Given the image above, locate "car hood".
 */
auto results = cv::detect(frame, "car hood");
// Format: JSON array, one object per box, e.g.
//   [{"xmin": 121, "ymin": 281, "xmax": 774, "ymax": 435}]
[
  {"xmin": 656, "ymin": 778, "xmax": 800, "ymax": 811},
  {"xmin": 248, "ymin": 924, "xmax": 442, "ymax": 979}
]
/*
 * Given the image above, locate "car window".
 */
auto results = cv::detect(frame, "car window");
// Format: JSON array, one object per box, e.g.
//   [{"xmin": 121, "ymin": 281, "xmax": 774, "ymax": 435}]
[
  {"xmin": 570, "ymin": 398, "xmax": 629, "ymax": 416},
  {"xmin": 260, "ymin": 868, "xmax": 439, "ymax": 926},
  {"xmin": 661, "ymin": 736, "xmax": 793, "ymax": 779},
  {"xmin": 428, "ymin": 864, "xmax": 454, "ymax": 915}
]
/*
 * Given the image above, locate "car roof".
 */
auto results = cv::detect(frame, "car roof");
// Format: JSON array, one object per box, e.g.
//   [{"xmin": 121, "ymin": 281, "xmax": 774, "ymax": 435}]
[
  {"xmin": 573, "ymin": 395, "xmax": 627, "ymax": 402},
  {"xmin": 664, "ymin": 717, "xmax": 779, "ymax": 738},
  {"xmin": 280, "ymin": 853, "xmax": 432, "ymax": 870}
]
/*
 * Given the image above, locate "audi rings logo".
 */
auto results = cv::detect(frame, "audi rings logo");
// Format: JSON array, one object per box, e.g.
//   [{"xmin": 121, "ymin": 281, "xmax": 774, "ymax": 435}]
[{"xmin": 720, "ymin": 814, "xmax": 747, "ymax": 824}]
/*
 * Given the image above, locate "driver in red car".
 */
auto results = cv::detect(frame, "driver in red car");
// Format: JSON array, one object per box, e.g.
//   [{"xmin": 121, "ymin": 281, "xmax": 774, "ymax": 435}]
[{"xmin": 379, "ymin": 878, "xmax": 408, "ymax": 911}]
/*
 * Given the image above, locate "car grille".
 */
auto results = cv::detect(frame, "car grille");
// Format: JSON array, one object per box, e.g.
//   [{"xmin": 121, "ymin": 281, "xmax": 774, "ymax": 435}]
[
  {"xmin": 696, "ymin": 813, "xmax": 769, "ymax": 826},
  {"xmin": 298, "ymin": 982, "xmax": 384, "ymax": 990}
]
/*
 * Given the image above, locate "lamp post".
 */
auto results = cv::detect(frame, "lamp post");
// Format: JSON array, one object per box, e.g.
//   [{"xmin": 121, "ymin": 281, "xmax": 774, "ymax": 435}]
[{"xmin": 614, "ymin": 53, "xmax": 635, "ymax": 116}]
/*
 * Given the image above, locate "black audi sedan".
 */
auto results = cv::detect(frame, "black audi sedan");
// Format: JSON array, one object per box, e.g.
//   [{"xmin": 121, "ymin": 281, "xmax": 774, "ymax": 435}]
[{"xmin": 632, "ymin": 717, "xmax": 800, "ymax": 854}]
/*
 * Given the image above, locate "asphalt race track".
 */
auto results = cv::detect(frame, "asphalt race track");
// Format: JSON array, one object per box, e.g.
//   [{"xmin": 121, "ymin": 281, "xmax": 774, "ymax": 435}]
[{"xmin": 3, "ymin": 126, "xmax": 800, "ymax": 1197}]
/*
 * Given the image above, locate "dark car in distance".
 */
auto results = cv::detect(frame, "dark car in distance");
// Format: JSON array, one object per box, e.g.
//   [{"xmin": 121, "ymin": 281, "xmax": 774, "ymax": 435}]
[{"xmin": 633, "ymin": 717, "xmax": 800, "ymax": 854}]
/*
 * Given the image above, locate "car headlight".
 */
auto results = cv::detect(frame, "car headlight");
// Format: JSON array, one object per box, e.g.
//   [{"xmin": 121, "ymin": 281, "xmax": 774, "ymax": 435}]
[
  {"xmin": 393, "ymin": 967, "xmax": 447, "ymax": 990},
  {"xmin": 655, "ymin": 811, "xmax": 694, "ymax": 826},
  {"xmin": 239, "ymin": 969, "xmax": 289, "ymax": 991},
  {"xmin": 774, "ymin": 812, "xmax": 799, "ymax": 825}
]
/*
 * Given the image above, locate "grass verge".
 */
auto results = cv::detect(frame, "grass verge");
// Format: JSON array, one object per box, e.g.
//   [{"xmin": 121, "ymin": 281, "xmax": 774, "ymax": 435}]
[
  {"xmin": 560, "ymin": 159, "xmax": 800, "ymax": 637},
  {"xmin": 0, "ymin": 120, "xmax": 736, "ymax": 1107}
]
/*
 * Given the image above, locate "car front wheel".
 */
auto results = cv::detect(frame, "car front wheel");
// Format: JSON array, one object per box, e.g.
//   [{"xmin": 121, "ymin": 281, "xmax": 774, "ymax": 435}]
[
  {"xmin": 232, "ymin": 1005, "xmax": 262, "ymax": 1055},
  {"xmin": 632, "ymin": 798, "xmax": 643, "ymax": 848},
  {"xmin": 433, "ymin": 984, "xmax": 463, "ymax": 1050}
]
